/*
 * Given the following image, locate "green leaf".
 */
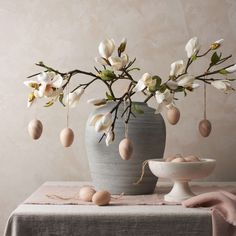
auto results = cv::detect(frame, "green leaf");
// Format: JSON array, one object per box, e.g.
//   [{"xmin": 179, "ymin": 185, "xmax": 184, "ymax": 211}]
[
  {"xmin": 159, "ymin": 84, "xmax": 167, "ymax": 93},
  {"xmin": 100, "ymin": 70, "xmax": 116, "ymax": 81},
  {"xmin": 59, "ymin": 93, "xmax": 65, "ymax": 107},
  {"xmin": 148, "ymin": 75, "xmax": 162, "ymax": 92},
  {"xmin": 118, "ymin": 41, "xmax": 126, "ymax": 56},
  {"xmin": 106, "ymin": 92, "xmax": 114, "ymax": 101},
  {"xmin": 191, "ymin": 55, "xmax": 197, "ymax": 61},
  {"xmin": 44, "ymin": 100, "xmax": 54, "ymax": 107},
  {"xmin": 152, "ymin": 76, "xmax": 162, "ymax": 87},
  {"xmin": 211, "ymin": 52, "xmax": 220, "ymax": 65},
  {"xmin": 219, "ymin": 69, "xmax": 228, "ymax": 75},
  {"xmin": 132, "ymin": 104, "xmax": 144, "ymax": 114}
]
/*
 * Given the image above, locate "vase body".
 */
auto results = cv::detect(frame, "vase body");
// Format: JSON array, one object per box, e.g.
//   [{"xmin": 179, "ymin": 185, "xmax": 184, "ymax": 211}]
[{"xmin": 85, "ymin": 102, "xmax": 166, "ymax": 195}]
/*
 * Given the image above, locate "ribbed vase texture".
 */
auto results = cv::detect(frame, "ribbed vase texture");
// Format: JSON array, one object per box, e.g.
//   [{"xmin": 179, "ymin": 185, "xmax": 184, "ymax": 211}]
[{"xmin": 85, "ymin": 102, "xmax": 166, "ymax": 195}]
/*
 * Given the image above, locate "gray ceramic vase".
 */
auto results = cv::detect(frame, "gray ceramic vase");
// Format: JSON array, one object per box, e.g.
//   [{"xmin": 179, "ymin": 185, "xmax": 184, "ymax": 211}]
[{"xmin": 85, "ymin": 102, "xmax": 166, "ymax": 195}]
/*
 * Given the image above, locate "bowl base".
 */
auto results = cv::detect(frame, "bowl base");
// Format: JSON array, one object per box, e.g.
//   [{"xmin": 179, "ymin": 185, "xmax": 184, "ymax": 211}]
[{"xmin": 164, "ymin": 180, "xmax": 195, "ymax": 203}]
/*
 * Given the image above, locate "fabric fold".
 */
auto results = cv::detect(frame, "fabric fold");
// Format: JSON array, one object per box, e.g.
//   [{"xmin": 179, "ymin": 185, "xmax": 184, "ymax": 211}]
[{"xmin": 182, "ymin": 191, "xmax": 236, "ymax": 236}]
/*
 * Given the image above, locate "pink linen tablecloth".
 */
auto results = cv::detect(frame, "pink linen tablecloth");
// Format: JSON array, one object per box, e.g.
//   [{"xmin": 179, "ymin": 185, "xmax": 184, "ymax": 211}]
[{"xmin": 4, "ymin": 181, "xmax": 236, "ymax": 236}]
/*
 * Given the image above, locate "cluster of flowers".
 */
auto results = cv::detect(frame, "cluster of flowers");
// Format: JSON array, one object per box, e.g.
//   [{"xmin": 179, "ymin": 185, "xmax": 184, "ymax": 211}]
[{"xmin": 24, "ymin": 37, "xmax": 236, "ymax": 146}]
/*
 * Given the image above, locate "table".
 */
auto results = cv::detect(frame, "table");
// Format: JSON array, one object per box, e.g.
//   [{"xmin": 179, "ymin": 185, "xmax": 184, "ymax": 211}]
[{"xmin": 4, "ymin": 182, "xmax": 235, "ymax": 236}]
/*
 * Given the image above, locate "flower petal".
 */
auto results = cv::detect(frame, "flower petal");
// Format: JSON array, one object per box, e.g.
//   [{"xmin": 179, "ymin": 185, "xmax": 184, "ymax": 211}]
[
  {"xmin": 89, "ymin": 114, "xmax": 103, "ymax": 126},
  {"xmin": 177, "ymin": 75, "xmax": 195, "ymax": 87},
  {"xmin": 65, "ymin": 88, "xmax": 84, "ymax": 108},
  {"xmin": 133, "ymin": 80, "xmax": 146, "ymax": 92},
  {"xmin": 51, "ymin": 74, "xmax": 63, "ymax": 88},
  {"xmin": 166, "ymin": 80, "xmax": 178, "ymax": 90},
  {"xmin": 155, "ymin": 91, "xmax": 165, "ymax": 104},
  {"xmin": 211, "ymin": 39, "xmax": 224, "ymax": 50},
  {"xmin": 24, "ymin": 80, "xmax": 39, "ymax": 89},
  {"xmin": 141, "ymin": 73, "xmax": 152, "ymax": 85},
  {"xmin": 108, "ymin": 56, "xmax": 123, "ymax": 70},
  {"xmin": 170, "ymin": 60, "xmax": 184, "ymax": 76},
  {"xmin": 121, "ymin": 54, "xmax": 129, "ymax": 67},
  {"xmin": 87, "ymin": 98, "xmax": 107, "ymax": 106},
  {"xmin": 94, "ymin": 119, "xmax": 104, "ymax": 132},
  {"xmin": 95, "ymin": 57, "xmax": 108, "ymax": 66},
  {"xmin": 105, "ymin": 130, "xmax": 114, "ymax": 146},
  {"xmin": 98, "ymin": 38, "xmax": 115, "ymax": 59},
  {"xmin": 35, "ymin": 83, "xmax": 47, "ymax": 97},
  {"xmin": 214, "ymin": 39, "xmax": 224, "ymax": 44},
  {"xmin": 226, "ymin": 64, "xmax": 236, "ymax": 73},
  {"xmin": 211, "ymin": 80, "xmax": 233, "ymax": 92},
  {"xmin": 185, "ymin": 37, "xmax": 200, "ymax": 58},
  {"xmin": 37, "ymin": 72, "xmax": 49, "ymax": 83},
  {"xmin": 101, "ymin": 112, "xmax": 112, "ymax": 127}
]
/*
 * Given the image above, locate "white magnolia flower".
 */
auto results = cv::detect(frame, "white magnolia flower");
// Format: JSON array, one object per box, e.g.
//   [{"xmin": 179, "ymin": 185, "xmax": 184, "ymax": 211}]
[
  {"xmin": 24, "ymin": 72, "xmax": 63, "ymax": 107},
  {"xmin": 211, "ymin": 39, "xmax": 224, "ymax": 50},
  {"xmin": 98, "ymin": 38, "xmax": 115, "ymax": 59},
  {"xmin": 211, "ymin": 80, "xmax": 233, "ymax": 93},
  {"xmin": 108, "ymin": 54, "xmax": 128, "ymax": 70},
  {"xmin": 133, "ymin": 73, "xmax": 155, "ymax": 92},
  {"xmin": 177, "ymin": 74, "xmax": 199, "ymax": 88},
  {"xmin": 166, "ymin": 80, "xmax": 178, "ymax": 90},
  {"xmin": 65, "ymin": 88, "xmax": 84, "ymax": 108},
  {"xmin": 155, "ymin": 89, "xmax": 174, "ymax": 113},
  {"xmin": 170, "ymin": 60, "xmax": 184, "ymax": 76},
  {"xmin": 87, "ymin": 98, "xmax": 107, "ymax": 106},
  {"xmin": 94, "ymin": 112, "xmax": 113, "ymax": 132},
  {"xmin": 34, "ymin": 72, "xmax": 63, "ymax": 98},
  {"xmin": 105, "ymin": 129, "xmax": 115, "ymax": 146},
  {"xmin": 225, "ymin": 64, "xmax": 236, "ymax": 73},
  {"xmin": 185, "ymin": 37, "xmax": 200, "ymax": 58}
]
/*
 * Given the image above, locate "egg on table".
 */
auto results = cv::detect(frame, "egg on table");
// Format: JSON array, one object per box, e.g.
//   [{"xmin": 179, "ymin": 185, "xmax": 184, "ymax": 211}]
[
  {"xmin": 79, "ymin": 186, "xmax": 96, "ymax": 202},
  {"xmin": 28, "ymin": 119, "xmax": 43, "ymax": 140},
  {"xmin": 60, "ymin": 128, "xmax": 74, "ymax": 147},
  {"xmin": 92, "ymin": 190, "xmax": 111, "ymax": 206}
]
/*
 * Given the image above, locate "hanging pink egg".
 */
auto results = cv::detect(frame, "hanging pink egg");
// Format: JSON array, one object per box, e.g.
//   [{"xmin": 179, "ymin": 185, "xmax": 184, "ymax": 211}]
[
  {"xmin": 199, "ymin": 119, "xmax": 212, "ymax": 137},
  {"xmin": 167, "ymin": 107, "xmax": 180, "ymax": 125},
  {"xmin": 28, "ymin": 119, "xmax": 43, "ymax": 140},
  {"xmin": 60, "ymin": 128, "xmax": 74, "ymax": 147},
  {"xmin": 119, "ymin": 138, "xmax": 133, "ymax": 160}
]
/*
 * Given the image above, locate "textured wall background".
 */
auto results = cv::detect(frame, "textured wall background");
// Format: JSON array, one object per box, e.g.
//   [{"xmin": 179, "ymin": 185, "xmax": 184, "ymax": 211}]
[{"xmin": 0, "ymin": 0, "xmax": 236, "ymax": 233}]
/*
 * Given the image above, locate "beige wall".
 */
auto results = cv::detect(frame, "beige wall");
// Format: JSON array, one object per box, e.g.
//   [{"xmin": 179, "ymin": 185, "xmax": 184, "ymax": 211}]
[{"xmin": 0, "ymin": 0, "xmax": 236, "ymax": 233}]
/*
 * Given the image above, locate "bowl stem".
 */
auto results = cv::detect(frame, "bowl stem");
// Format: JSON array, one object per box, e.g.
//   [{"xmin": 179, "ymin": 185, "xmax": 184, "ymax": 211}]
[{"xmin": 164, "ymin": 180, "xmax": 195, "ymax": 203}]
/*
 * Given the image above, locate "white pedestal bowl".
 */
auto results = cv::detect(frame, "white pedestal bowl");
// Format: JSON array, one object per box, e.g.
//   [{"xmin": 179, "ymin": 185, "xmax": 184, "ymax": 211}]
[{"xmin": 148, "ymin": 158, "xmax": 216, "ymax": 203}]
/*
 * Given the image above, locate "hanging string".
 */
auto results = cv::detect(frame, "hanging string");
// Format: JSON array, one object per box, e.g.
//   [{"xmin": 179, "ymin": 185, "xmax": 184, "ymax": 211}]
[
  {"xmin": 66, "ymin": 79, "xmax": 70, "ymax": 128},
  {"xmin": 204, "ymin": 81, "xmax": 206, "ymax": 120},
  {"xmin": 133, "ymin": 159, "xmax": 150, "ymax": 185},
  {"xmin": 33, "ymin": 98, "xmax": 38, "ymax": 120},
  {"xmin": 124, "ymin": 100, "xmax": 128, "ymax": 138},
  {"xmin": 125, "ymin": 123, "xmax": 128, "ymax": 138}
]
